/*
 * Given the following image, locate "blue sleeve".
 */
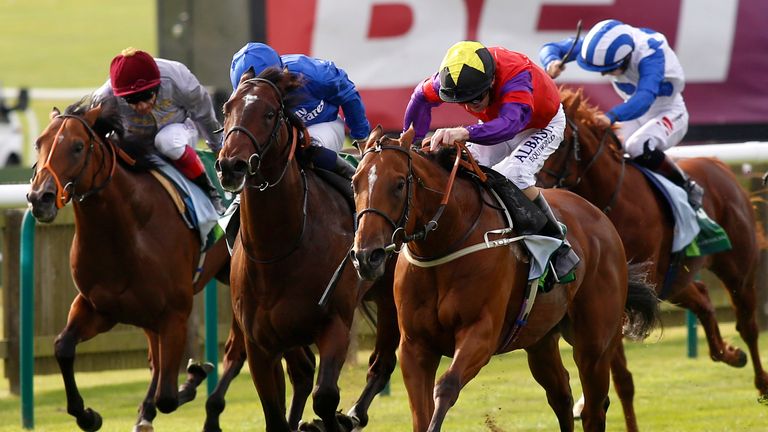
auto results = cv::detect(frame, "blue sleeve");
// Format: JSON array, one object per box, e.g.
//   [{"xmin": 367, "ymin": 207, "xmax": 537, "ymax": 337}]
[
  {"xmin": 313, "ymin": 61, "xmax": 370, "ymax": 139},
  {"xmin": 539, "ymin": 38, "xmax": 583, "ymax": 67},
  {"xmin": 606, "ymin": 49, "xmax": 664, "ymax": 122}
]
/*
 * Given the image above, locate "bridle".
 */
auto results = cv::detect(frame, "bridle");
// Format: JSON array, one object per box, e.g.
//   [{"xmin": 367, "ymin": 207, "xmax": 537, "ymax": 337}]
[
  {"xmin": 539, "ymin": 115, "xmax": 626, "ymax": 214},
  {"xmin": 222, "ymin": 77, "xmax": 308, "ymax": 264},
  {"xmin": 222, "ymin": 77, "xmax": 299, "ymax": 191},
  {"xmin": 355, "ymin": 140, "xmax": 484, "ymax": 256},
  {"xmin": 32, "ymin": 113, "xmax": 117, "ymax": 208}
]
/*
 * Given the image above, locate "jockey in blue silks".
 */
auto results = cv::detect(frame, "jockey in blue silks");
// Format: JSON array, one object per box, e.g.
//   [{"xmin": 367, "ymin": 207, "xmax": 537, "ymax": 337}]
[
  {"xmin": 539, "ymin": 19, "xmax": 703, "ymax": 209},
  {"xmin": 230, "ymin": 42, "xmax": 370, "ymax": 178}
]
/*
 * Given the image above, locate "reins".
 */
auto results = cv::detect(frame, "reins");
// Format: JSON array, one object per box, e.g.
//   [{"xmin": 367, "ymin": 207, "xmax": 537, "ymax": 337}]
[{"xmin": 34, "ymin": 113, "xmax": 117, "ymax": 208}]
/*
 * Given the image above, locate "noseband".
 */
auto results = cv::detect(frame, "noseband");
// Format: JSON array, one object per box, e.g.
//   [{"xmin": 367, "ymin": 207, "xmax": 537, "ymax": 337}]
[
  {"xmin": 33, "ymin": 113, "xmax": 116, "ymax": 208},
  {"xmin": 223, "ymin": 77, "xmax": 297, "ymax": 190}
]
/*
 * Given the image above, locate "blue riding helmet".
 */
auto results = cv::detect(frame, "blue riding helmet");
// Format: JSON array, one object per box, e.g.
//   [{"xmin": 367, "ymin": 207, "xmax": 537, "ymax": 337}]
[
  {"xmin": 577, "ymin": 19, "xmax": 635, "ymax": 72},
  {"xmin": 230, "ymin": 42, "xmax": 284, "ymax": 89}
]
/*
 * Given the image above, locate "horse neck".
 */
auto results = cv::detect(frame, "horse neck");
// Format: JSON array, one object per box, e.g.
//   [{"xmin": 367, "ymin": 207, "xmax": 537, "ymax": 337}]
[
  {"xmin": 239, "ymin": 159, "xmax": 305, "ymax": 244},
  {"xmin": 70, "ymin": 147, "xmax": 148, "ymax": 241},
  {"xmin": 569, "ymin": 128, "xmax": 628, "ymax": 208},
  {"xmin": 407, "ymin": 158, "xmax": 487, "ymax": 256}
]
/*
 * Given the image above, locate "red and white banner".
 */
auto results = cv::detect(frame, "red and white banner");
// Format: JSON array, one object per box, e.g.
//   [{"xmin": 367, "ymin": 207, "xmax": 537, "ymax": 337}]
[{"xmin": 266, "ymin": 0, "xmax": 768, "ymax": 131}]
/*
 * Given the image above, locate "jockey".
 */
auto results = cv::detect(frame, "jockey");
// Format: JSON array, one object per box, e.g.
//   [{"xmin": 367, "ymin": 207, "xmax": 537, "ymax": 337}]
[
  {"xmin": 93, "ymin": 48, "xmax": 225, "ymax": 213},
  {"xmin": 540, "ymin": 19, "xmax": 704, "ymax": 210},
  {"xmin": 229, "ymin": 42, "xmax": 369, "ymax": 179},
  {"xmin": 403, "ymin": 40, "xmax": 579, "ymax": 279}
]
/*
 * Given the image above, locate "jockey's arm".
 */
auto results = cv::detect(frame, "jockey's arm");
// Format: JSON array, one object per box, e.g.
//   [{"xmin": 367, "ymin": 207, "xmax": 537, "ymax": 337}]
[{"xmin": 403, "ymin": 76, "xmax": 442, "ymax": 143}]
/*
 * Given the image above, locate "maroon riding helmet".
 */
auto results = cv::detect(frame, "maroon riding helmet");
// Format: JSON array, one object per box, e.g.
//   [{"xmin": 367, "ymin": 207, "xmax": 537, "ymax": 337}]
[{"xmin": 109, "ymin": 48, "xmax": 161, "ymax": 97}]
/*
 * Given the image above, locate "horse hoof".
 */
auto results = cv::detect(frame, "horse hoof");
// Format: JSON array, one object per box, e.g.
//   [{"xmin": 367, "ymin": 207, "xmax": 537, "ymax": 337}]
[
  {"xmin": 76, "ymin": 408, "xmax": 103, "ymax": 432},
  {"xmin": 758, "ymin": 393, "xmax": 768, "ymax": 405},
  {"xmin": 187, "ymin": 360, "xmax": 215, "ymax": 378},
  {"xmin": 298, "ymin": 419, "xmax": 325, "ymax": 432},
  {"xmin": 132, "ymin": 419, "xmax": 155, "ymax": 432},
  {"xmin": 336, "ymin": 412, "xmax": 359, "ymax": 431},
  {"xmin": 735, "ymin": 350, "xmax": 748, "ymax": 368}
]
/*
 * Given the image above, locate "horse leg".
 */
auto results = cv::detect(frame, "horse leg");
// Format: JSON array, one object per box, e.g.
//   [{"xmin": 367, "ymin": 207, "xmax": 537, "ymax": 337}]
[
  {"xmin": 428, "ymin": 321, "xmax": 496, "ymax": 432},
  {"xmin": 525, "ymin": 331, "xmax": 574, "ymax": 432},
  {"xmin": 609, "ymin": 340, "xmax": 638, "ymax": 432},
  {"xmin": 134, "ymin": 332, "xmax": 161, "ymax": 432},
  {"xmin": 285, "ymin": 345, "xmax": 316, "ymax": 430},
  {"xmin": 572, "ymin": 327, "xmax": 616, "ymax": 432},
  {"xmin": 245, "ymin": 341, "xmax": 291, "ymax": 431},
  {"xmin": 154, "ymin": 312, "xmax": 188, "ymax": 414},
  {"xmin": 54, "ymin": 295, "xmax": 116, "ymax": 432},
  {"xmin": 347, "ymin": 290, "xmax": 400, "ymax": 428},
  {"xmin": 203, "ymin": 318, "xmax": 247, "ymax": 432},
  {"xmin": 311, "ymin": 317, "xmax": 351, "ymax": 432},
  {"xmin": 399, "ymin": 337, "xmax": 440, "ymax": 432},
  {"xmin": 709, "ymin": 257, "xmax": 768, "ymax": 400},
  {"xmin": 670, "ymin": 280, "xmax": 747, "ymax": 367}
]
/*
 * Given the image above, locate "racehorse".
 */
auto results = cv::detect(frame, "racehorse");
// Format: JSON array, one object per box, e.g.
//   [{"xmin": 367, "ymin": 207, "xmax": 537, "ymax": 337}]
[
  {"xmin": 26, "ymin": 99, "xmax": 232, "ymax": 432},
  {"xmin": 214, "ymin": 68, "xmax": 399, "ymax": 432},
  {"xmin": 350, "ymin": 126, "xmax": 660, "ymax": 431},
  {"xmin": 539, "ymin": 88, "xmax": 768, "ymax": 411}
]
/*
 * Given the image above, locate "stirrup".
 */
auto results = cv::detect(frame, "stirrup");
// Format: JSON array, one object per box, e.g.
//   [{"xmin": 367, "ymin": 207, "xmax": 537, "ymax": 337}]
[{"xmin": 685, "ymin": 181, "xmax": 704, "ymax": 210}]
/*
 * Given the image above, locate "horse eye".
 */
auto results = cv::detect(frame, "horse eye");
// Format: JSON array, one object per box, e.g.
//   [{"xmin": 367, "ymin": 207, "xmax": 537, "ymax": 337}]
[
  {"xmin": 266, "ymin": 111, "xmax": 276, "ymax": 120},
  {"xmin": 396, "ymin": 178, "xmax": 406, "ymax": 191},
  {"xmin": 73, "ymin": 141, "xmax": 85, "ymax": 153}
]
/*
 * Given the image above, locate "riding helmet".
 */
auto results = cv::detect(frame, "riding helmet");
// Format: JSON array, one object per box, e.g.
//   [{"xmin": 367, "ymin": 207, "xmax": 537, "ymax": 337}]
[
  {"xmin": 438, "ymin": 41, "xmax": 496, "ymax": 103},
  {"xmin": 230, "ymin": 42, "xmax": 284, "ymax": 90},
  {"xmin": 577, "ymin": 19, "xmax": 635, "ymax": 72},
  {"xmin": 109, "ymin": 48, "xmax": 161, "ymax": 97}
]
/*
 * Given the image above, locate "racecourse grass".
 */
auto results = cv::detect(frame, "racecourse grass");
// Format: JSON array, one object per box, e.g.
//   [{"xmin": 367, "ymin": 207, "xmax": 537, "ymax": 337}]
[{"xmin": 1, "ymin": 325, "xmax": 767, "ymax": 431}]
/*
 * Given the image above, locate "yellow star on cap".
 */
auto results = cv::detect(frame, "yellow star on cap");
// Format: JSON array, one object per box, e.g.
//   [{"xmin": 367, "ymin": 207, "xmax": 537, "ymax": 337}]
[{"xmin": 440, "ymin": 41, "xmax": 487, "ymax": 83}]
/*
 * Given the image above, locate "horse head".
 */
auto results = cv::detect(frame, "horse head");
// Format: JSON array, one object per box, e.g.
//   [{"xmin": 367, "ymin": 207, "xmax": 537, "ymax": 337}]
[
  {"xmin": 351, "ymin": 126, "xmax": 417, "ymax": 280},
  {"xmin": 27, "ymin": 99, "xmax": 119, "ymax": 222},
  {"xmin": 216, "ymin": 67, "xmax": 307, "ymax": 193}
]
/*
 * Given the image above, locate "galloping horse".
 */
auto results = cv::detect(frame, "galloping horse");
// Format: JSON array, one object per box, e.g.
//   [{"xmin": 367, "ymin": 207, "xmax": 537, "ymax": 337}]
[
  {"xmin": 539, "ymin": 89, "xmax": 768, "ymax": 406},
  {"xmin": 26, "ymin": 99, "xmax": 231, "ymax": 431},
  {"xmin": 351, "ymin": 127, "xmax": 660, "ymax": 431},
  {"xmin": 215, "ymin": 68, "xmax": 399, "ymax": 432}
]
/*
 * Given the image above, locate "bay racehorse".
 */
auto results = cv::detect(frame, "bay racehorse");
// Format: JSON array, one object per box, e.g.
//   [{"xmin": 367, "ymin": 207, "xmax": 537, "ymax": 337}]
[
  {"xmin": 539, "ymin": 88, "xmax": 768, "ymax": 414},
  {"xmin": 26, "ymin": 98, "xmax": 232, "ymax": 432},
  {"xmin": 214, "ymin": 68, "xmax": 399, "ymax": 432},
  {"xmin": 350, "ymin": 126, "xmax": 660, "ymax": 431}
]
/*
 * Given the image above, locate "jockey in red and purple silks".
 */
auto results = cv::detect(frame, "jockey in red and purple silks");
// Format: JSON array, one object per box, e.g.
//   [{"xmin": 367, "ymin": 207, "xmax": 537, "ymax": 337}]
[{"xmin": 402, "ymin": 41, "xmax": 578, "ymax": 279}]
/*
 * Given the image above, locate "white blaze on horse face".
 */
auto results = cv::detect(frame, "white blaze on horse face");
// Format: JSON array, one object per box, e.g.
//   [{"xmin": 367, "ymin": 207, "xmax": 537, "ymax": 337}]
[
  {"xmin": 368, "ymin": 165, "xmax": 378, "ymax": 201},
  {"xmin": 243, "ymin": 94, "xmax": 260, "ymax": 108}
]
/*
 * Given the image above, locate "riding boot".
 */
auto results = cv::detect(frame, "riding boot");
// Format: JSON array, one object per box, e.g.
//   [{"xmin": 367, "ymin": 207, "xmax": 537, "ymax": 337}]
[
  {"xmin": 482, "ymin": 169, "xmax": 547, "ymax": 235},
  {"xmin": 655, "ymin": 154, "xmax": 704, "ymax": 210},
  {"xmin": 533, "ymin": 193, "xmax": 580, "ymax": 279},
  {"xmin": 334, "ymin": 154, "xmax": 357, "ymax": 179},
  {"xmin": 192, "ymin": 173, "xmax": 226, "ymax": 214}
]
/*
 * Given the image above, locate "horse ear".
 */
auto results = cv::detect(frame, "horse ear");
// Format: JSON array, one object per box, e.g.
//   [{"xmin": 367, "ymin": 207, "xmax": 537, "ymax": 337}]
[
  {"xmin": 364, "ymin": 125, "xmax": 384, "ymax": 150},
  {"xmin": 49, "ymin": 108, "xmax": 61, "ymax": 120},
  {"xmin": 400, "ymin": 125, "xmax": 415, "ymax": 148},
  {"xmin": 84, "ymin": 105, "xmax": 103, "ymax": 126}
]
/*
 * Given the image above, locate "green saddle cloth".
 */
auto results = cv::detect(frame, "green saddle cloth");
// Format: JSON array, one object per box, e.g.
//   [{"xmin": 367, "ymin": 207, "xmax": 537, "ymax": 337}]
[{"xmin": 685, "ymin": 208, "xmax": 732, "ymax": 257}]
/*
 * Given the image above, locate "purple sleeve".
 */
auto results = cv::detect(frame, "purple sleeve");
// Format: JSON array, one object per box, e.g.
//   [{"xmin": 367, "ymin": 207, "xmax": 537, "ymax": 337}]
[
  {"xmin": 403, "ymin": 77, "xmax": 441, "ymax": 142},
  {"xmin": 465, "ymin": 72, "xmax": 533, "ymax": 145}
]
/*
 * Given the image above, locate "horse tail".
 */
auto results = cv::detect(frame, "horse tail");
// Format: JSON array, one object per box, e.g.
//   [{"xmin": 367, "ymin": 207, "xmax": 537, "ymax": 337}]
[{"xmin": 623, "ymin": 262, "xmax": 662, "ymax": 341}]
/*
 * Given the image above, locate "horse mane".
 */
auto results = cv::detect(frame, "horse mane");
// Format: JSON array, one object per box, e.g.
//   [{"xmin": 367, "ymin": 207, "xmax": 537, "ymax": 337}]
[
  {"xmin": 256, "ymin": 67, "xmax": 311, "ymax": 144},
  {"xmin": 63, "ymin": 96, "xmax": 160, "ymax": 171}
]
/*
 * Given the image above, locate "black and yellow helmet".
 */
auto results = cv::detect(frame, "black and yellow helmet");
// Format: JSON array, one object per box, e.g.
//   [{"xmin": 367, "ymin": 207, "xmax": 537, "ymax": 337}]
[{"xmin": 438, "ymin": 41, "xmax": 495, "ymax": 103}]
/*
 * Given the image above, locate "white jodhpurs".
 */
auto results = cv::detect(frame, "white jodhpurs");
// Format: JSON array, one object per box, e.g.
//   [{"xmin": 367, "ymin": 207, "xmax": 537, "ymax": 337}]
[
  {"xmin": 468, "ymin": 104, "xmax": 566, "ymax": 190},
  {"xmin": 307, "ymin": 116, "xmax": 346, "ymax": 152},
  {"xmin": 620, "ymin": 101, "xmax": 689, "ymax": 158},
  {"xmin": 154, "ymin": 118, "xmax": 199, "ymax": 160}
]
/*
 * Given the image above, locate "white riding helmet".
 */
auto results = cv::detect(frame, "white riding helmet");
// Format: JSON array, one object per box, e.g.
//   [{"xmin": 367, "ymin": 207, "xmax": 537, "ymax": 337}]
[{"xmin": 577, "ymin": 20, "xmax": 635, "ymax": 72}]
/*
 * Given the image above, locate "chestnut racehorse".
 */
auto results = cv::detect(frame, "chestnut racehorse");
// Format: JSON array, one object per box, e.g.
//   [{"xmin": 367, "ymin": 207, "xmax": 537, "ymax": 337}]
[
  {"xmin": 350, "ymin": 127, "xmax": 660, "ymax": 431},
  {"xmin": 26, "ymin": 99, "xmax": 232, "ymax": 431},
  {"xmin": 539, "ymin": 89, "xmax": 768, "ymax": 412},
  {"xmin": 215, "ymin": 68, "xmax": 399, "ymax": 432}
]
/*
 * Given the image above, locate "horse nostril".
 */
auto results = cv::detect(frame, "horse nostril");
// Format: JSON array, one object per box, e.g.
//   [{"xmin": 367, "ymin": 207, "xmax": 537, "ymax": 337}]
[
  {"xmin": 232, "ymin": 160, "xmax": 248, "ymax": 175},
  {"xmin": 40, "ymin": 192, "xmax": 55, "ymax": 206},
  {"xmin": 369, "ymin": 249, "xmax": 386, "ymax": 267}
]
